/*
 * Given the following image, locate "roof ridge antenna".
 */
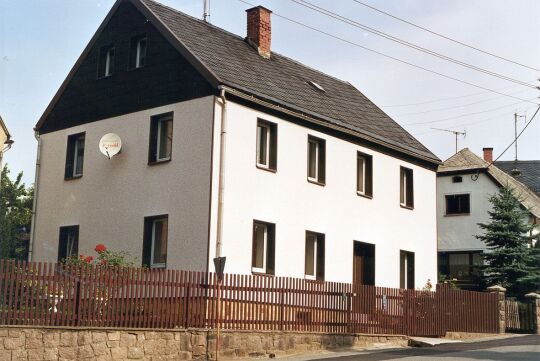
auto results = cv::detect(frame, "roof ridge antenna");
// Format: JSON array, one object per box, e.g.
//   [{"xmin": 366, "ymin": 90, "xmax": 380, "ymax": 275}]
[
  {"xmin": 430, "ymin": 128, "xmax": 466, "ymax": 154},
  {"xmin": 203, "ymin": 0, "xmax": 210, "ymax": 22},
  {"xmin": 514, "ymin": 112, "xmax": 526, "ymax": 163}
]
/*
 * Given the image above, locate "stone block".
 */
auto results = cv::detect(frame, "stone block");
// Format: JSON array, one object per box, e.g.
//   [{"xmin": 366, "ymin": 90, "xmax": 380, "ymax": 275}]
[
  {"xmin": 159, "ymin": 332, "xmax": 174, "ymax": 340},
  {"xmin": 43, "ymin": 348, "xmax": 58, "ymax": 361},
  {"xmin": 60, "ymin": 333, "xmax": 77, "ymax": 347},
  {"xmin": 26, "ymin": 333, "xmax": 44, "ymax": 349},
  {"xmin": 95, "ymin": 356, "xmax": 112, "ymax": 361},
  {"xmin": 58, "ymin": 347, "xmax": 77, "ymax": 360},
  {"xmin": 144, "ymin": 332, "xmax": 158, "ymax": 340},
  {"xmin": 0, "ymin": 351, "xmax": 10, "ymax": 361},
  {"xmin": 127, "ymin": 346, "xmax": 144, "ymax": 359},
  {"xmin": 77, "ymin": 344, "xmax": 94, "ymax": 359},
  {"xmin": 106, "ymin": 340, "xmax": 119, "ymax": 348},
  {"xmin": 107, "ymin": 332, "xmax": 120, "ymax": 341},
  {"xmin": 78, "ymin": 331, "xmax": 93, "ymax": 346},
  {"xmin": 91, "ymin": 342, "xmax": 110, "ymax": 356},
  {"xmin": 28, "ymin": 348, "xmax": 45, "ymax": 361},
  {"xmin": 120, "ymin": 333, "xmax": 137, "ymax": 347},
  {"xmin": 8, "ymin": 329, "xmax": 23, "ymax": 337},
  {"xmin": 11, "ymin": 349, "xmax": 28, "ymax": 361},
  {"xmin": 92, "ymin": 332, "xmax": 107, "ymax": 343},
  {"xmin": 44, "ymin": 333, "xmax": 60, "ymax": 348},
  {"xmin": 0, "ymin": 329, "xmax": 8, "ymax": 337},
  {"xmin": 110, "ymin": 346, "xmax": 127, "ymax": 359},
  {"xmin": 4, "ymin": 335, "xmax": 25, "ymax": 349}
]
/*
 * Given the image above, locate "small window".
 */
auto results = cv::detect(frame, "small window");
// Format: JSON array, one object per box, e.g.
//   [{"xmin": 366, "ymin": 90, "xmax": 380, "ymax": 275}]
[
  {"xmin": 65, "ymin": 133, "xmax": 85, "ymax": 179},
  {"xmin": 305, "ymin": 231, "xmax": 325, "ymax": 281},
  {"xmin": 58, "ymin": 226, "xmax": 79, "ymax": 262},
  {"xmin": 452, "ymin": 176, "xmax": 463, "ymax": 183},
  {"xmin": 400, "ymin": 166, "xmax": 414, "ymax": 208},
  {"xmin": 307, "ymin": 136, "xmax": 326, "ymax": 184},
  {"xmin": 251, "ymin": 221, "xmax": 275, "ymax": 275},
  {"xmin": 129, "ymin": 35, "xmax": 147, "ymax": 69},
  {"xmin": 143, "ymin": 215, "xmax": 168, "ymax": 268},
  {"xmin": 357, "ymin": 152, "xmax": 373, "ymax": 197},
  {"xmin": 98, "ymin": 45, "xmax": 115, "ymax": 78},
  {"xmin": 445, "ymin": 194, "xmax": 470, "ymax": 215},
  {"xmin": 149, "ymin": 113, "xmax": 173, "ymax": 163},
  {"xmin": 400, "ymin": 250, "xmax": 415, "ymax": 289},
  {"xmin": 256, "ymin": 120, "xmax": 277, "ymax": 171}
]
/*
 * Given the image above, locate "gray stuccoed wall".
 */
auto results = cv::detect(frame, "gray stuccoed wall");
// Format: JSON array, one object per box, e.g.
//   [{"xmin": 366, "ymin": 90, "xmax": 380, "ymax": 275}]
[{"xmin": 0, "ymin": 326, "xmax": 409, "ymax": 360}]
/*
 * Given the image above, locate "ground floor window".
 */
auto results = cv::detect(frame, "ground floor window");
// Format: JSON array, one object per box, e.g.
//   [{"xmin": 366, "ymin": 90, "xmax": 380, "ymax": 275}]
[
  {"xmin": 252, "ymin": 220, "xmax": 275, "ymax": 275},
  {"xmin": 400, "ymin": 250, "xmax": 415, "ymax": 289},
  {"xmin": 58, "ymin": 226, "xmax": 79, "ymax": 262},
  {"xmin": 143, "ymin": 215, "xmax": 168, "ymax": 268},
  {"xmin": 438, "ymin": 251, "xmax": 483, "ymax": 290},
  {"xmin": 305, "ymin": 231, "xmax": 325, "ymax": 281}
]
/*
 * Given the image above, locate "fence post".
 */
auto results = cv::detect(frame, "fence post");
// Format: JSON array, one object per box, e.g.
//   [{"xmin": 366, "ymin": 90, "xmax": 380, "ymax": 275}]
[
  {"xmin": 487, "ymin": 285, "xmax": 506, "ymax": 334},
  {"xmin": 525, "ymin": 293, "xmax": 540, "ymax": 335},
  {"xmin": 279, "ymin": 287, "xmax": 284, "ymax": 331}
]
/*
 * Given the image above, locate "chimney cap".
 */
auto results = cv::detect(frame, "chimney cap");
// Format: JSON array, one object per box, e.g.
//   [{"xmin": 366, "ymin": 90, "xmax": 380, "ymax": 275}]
[
  {"xmin": 245, "ymin": 5, "xmax": 272, "ymax": 14},
  {"xmin": 482, "ymin": 147, "xmax": 493, "ymax": 151}
]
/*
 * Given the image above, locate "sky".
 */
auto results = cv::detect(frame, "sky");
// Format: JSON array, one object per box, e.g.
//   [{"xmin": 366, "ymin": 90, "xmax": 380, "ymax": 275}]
[{"xmin": 1, "ymin": 0, "xmax": 539, "ymax": 186}]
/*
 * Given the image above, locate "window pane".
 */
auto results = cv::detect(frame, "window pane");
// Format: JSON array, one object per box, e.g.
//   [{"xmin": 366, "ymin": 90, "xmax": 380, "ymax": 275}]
[
  {"xmin": 66, "ymin": 232, "xmax": 76, "ymax": 258},
  {"xmin": 152, "ymin": 219, "xmax": 168, "ymax": 265},
  {"xmin": 257, "ymin": 125, "xmax": 268, "ymax": 165},
  {"xmin": 308, "ymin": 140, "xmax": 317, "ymax": 178},
  {"xmin": 137, "ymin": 38, "xmax": 147, "ymax": 67},
  {"xmin": 305, "ymin": 235, "xmax": 315, "ymax": 276},
  {"xmin": 400, "ymin": 169, "xmax": 405, "ymax": 204},
  {"xmin": 158, "ymin": 119, "xmax": 172, "ymax": 159},
  {"xmin": 253, "ymin": 224, "xmax": 266, "ymax": 269},
  {"xmin": 74, "ymin": 137, "xmax": 84, "ymax": 176},
  {"xmin": 357, "ymin": 156, "xmax": 365, "ymax": 193}
]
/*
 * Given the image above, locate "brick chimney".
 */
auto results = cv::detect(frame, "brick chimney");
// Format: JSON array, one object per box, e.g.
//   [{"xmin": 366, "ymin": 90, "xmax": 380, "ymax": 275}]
[
  {"xmin": 246, "ymin": 6, "xmax": 272, "ymax": 59},
  {"xmin": 483, "ymin": 147, "xmax": 493, "ymax": 163}
]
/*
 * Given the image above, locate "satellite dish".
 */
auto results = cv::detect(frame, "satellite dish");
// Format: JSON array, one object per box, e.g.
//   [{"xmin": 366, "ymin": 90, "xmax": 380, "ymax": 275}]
[{"xmin": 99, "ymin": 133, "xmax": 122, "ymax": 159}]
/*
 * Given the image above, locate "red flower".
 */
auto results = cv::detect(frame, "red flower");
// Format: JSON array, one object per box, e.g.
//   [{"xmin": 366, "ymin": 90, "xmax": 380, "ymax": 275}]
[
  {"xmin": 100, "ymin": 259, "xmax": 108, "ymax": 265},
  {"xmin": 84, "ymin": 256, "xmax": 94, "ymax": 263},
  {"xmin": 79, "ymin": 255, "xmax": 85, "ymax": 259},
  {"xmin": 95, "ymin": 244, "xmax": 107, "ymax": 253}
]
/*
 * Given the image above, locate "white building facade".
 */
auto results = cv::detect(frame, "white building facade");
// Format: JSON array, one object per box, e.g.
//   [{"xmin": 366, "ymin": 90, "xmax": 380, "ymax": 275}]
[{"xmin": 30, "ymin": 0, "xmax": 440, "ymax": 290}]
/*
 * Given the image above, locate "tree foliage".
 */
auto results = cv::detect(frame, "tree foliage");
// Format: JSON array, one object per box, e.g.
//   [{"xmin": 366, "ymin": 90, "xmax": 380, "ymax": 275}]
[
  {"xmin": 476, "ymin": 186, "xmax": 540, "ymax": 296},
  {"xmin": 0, "ymin": 165, "xmax": 33, "ymax": 259}
]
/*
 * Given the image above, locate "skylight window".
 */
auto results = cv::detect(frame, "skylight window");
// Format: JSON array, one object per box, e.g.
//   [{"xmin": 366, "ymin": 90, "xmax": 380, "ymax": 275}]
[{"xmin": 308, "ymin": 80, "xmax": 325, "ymax": 92}]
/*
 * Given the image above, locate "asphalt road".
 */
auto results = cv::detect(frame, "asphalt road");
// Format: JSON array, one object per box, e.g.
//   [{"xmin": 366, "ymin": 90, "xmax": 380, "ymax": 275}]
[{"xmin": 305, "ymin": 335, "xmax": 539, "ymax": 361}]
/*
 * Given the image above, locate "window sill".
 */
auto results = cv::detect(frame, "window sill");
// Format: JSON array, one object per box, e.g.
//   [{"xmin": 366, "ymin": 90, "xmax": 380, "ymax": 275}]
[
  {"xmin": 256, "ymin": 164, "xmax": 277, "ymax": 173},
  {"xmin": 97, "ymin": 74, "xmax": 114, "ymax": 80},
  {"xmin": 251, "ymin": 271, "xmax": 274, "ymax": 277},
  {"xmin": 400, "ymin": 204, "xmax": 414, "ymax": 210},
  {"xmin": 307, "ymin": 178, "xmax": 325, "ymax": 187},
  {"xmin": 148, "ymin": 158, "xmax": 171, "ymax": 166},
  {"xmin": 127, "ymin": 65, "xmax": 145, "ymax": 72},
  {"xmin": 356, "ymin": 192, "xmax": 373, "ymax": 199},
  {"xmin": 444, "ymin": 213, "xmax": 470, "ymax": 217},
  {"xmin": 64, "ymin": 175, "xmax": 83, "ymax": 181}
]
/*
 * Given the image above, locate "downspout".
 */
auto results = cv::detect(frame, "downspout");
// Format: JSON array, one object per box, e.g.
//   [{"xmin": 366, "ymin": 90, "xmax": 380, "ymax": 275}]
[
  {"xmin": 215, "ymin": 87, "xmax": 228, "ymax": 259},
  {"xmin": 28, "ymin": 130, "xmax": 41, "ymax": 262}
]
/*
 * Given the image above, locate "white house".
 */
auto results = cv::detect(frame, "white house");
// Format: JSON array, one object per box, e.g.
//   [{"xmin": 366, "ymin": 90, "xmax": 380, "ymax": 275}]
[
  {"xmin": 437, "ymin": 147, "xmax": 540, "ymax": 289},
  {"xmin": 30, "ymin": 0, "xmax": 440, "ymax": 289}
]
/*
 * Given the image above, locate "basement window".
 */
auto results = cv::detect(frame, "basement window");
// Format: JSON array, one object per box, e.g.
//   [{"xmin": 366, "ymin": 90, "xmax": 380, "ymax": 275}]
[{"xmin": 308, "ymin": 81, "xmax": 325, "ymax": 92}]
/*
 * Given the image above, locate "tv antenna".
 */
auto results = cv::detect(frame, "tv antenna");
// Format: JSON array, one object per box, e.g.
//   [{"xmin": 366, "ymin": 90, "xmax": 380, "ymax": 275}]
[
  {"xmin": 513, "ymin": 112, "xmax": 526, "ymax": 161},
  {"xmin": 431, "ymin": 128, "xmax": 466, "ymax": 154},
  {"xmin": 203, "ymin": 0, "xmax": 210, "ymax": 22}
]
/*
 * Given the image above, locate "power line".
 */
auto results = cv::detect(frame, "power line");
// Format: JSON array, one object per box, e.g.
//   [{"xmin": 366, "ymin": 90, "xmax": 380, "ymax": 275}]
[
  {"xmin": 289, "ymin": 0, "xmax": 538, "ymax": 89},
  {"xmin": 401, "ymin": 98, "xmax": 538, "ymax": 126},
  {"xmin": 382, "ymin": 86, "xmax": 532, "ymax": 107},
  {"xmin": 235, "ymin": 0, "xmax": 538, "ymax": 104},
  {"xmin": 351, "ymin": 0, "xmax": 540, "ymax": 72},
  {"xmin": 392, "ymin": 91, "xmax": 535, "ymax": 117},
  {"xmin": 488, "ymin": 106, "xmax": 540, "ymax": 166}
]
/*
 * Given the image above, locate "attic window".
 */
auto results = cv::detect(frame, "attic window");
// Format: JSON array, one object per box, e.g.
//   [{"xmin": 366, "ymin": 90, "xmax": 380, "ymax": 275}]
[
  {"xmin": 452, "ymin": 176, "xmax": 463, "ymax": 183},
  {"xmin": 308, "ymin": 81, "xmax": 325, "ymax": 92}
]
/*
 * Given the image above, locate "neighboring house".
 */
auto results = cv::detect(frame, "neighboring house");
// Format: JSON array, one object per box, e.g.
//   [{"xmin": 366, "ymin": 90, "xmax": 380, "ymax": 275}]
[
  {"xmin": 0, "ymin": 115, "xmax": 13, "ymax": 168},
  {"xmin": 30, "ymin": 0, "xmax": 440, "ymax": 289},
  {"xmin": 437, "ymin": 147, "xmax": 540, "ymax": 290}
]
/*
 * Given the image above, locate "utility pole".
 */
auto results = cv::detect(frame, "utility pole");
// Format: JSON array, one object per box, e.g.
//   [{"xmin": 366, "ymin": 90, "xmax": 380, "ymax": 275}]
[
  {"xmin": 431, "ymin": 128, "xmax": 466, "ymax": 154},
  {"xmin": 203, "ymin": 0, "xmax": 210, "ymax": 22},
  {"xmin": 514, "ymin": 112, "xmax": 526, "ymax": 161}
]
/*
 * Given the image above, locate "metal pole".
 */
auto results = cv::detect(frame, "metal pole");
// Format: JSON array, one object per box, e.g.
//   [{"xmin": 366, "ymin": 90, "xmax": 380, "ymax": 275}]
[
  {"xmin": 514, "ymin": 112, "xmax": 518, "ymax": 161},
  {"xmin": 215, "ymin": 276, "xmax": 221, "ymax": 361},
  {"xmin": 203, "ymin": 0, "xmax": 210, "ymax": 22}
]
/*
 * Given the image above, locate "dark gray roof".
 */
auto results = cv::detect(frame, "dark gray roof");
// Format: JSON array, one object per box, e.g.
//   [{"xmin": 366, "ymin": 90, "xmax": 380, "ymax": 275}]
[
  {"xmin": 495, "ymin": 161, "xmax": 540, "ymax": 197},
  {"xmin": 140, "ymin": 0, "xmax": 438, "ymax": 163}
]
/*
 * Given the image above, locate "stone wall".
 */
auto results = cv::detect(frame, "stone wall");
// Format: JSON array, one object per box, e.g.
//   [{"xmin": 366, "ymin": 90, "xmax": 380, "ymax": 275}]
[{"xmin": 0, "ymin": 326, "xmax": 409, "ymax": 360}]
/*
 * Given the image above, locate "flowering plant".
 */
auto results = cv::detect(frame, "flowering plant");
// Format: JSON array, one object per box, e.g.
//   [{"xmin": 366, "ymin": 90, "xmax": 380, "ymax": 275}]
[{"xmin": 63, "ymin": 244, "xmax": 135, "ymax": 268}]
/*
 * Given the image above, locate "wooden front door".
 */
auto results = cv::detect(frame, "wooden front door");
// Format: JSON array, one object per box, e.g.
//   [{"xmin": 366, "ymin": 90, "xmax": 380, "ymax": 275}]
[{"xmin": 352, "ymin": 242, "xmax": 375, "ymax": 315}]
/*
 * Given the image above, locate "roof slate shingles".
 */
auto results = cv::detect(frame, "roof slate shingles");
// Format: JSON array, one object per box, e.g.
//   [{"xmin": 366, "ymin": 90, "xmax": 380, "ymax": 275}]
[
  {"xmin": 140, "ymin": 0, "xmax": 438, "ymax": 163},
  {"xmin": 495, "ymin": 161, "xmax": 540, "ymax": 197}
]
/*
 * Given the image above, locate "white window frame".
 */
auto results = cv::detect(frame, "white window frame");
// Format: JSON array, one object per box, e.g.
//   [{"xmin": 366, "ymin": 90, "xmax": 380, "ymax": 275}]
[
  {"xmin": 150, "ymin": 218, "xmax": 167, "ymax": 269},
  {"xmin": 252, "ymin": 223, "xmax": 268, "ymax": 274},
  {"xmin": 256, "ymin": 122, "xmax": 271, "ymax": 168},
  {"xmin": 135, "ymin": 37, "xmax": 146, "ymax": 68},
  {"xmin": 357, "ymin": 154, "xmax": 366, "ymax": 195},
  {"xmin": 156, "ymin": 117, "xmax": 172, "ymax": 162},
  {"xmin": 104, "ymin": 48, "xmax": 113, "ymax": 77},
  {"xmin": 308, "ymin": 138, "xmax": 319, "ymax": 182},
  {"xmin": 305, "ymin": 234, "xmax": 318, "ymax": 280},
  {"xmin": 72, "ymin": 136, "xmax": 84, "ymax": 177}
]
